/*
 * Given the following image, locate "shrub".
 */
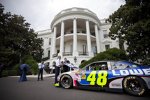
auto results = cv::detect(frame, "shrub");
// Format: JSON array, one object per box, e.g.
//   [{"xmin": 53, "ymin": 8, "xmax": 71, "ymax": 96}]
[
  {"xmin": 1, "ymin": 70, "xmax": 8, "ymax": 77},
  {"xmin": 13, "ymin": 64, "xmax": 20, "ymax": 75},
  {"xmin": 79, "ymin": 48, "xmax": 127, "ymax": 68},
  {"xmin": 22, "ymin": 55, "xmax": 38, "ymax": 75},
  {"xmin": 8, "ymin": 70, "xmax": 17, "ymax": 76}
]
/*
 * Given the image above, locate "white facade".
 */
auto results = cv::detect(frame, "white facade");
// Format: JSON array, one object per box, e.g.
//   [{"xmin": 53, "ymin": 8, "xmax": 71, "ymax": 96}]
[
  {"xmin": 37, "ymin": 29, "xmax": 52, "ymax": 58},
  {"xmin": 37, "ymin": 7, "xmax": 119, "ymax": 66}
]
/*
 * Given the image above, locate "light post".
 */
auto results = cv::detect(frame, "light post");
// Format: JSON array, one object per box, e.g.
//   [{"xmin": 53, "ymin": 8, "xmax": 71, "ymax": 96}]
[{"xmin": 74, "ymin": 56, "xmax": 77, "ymax": 63}]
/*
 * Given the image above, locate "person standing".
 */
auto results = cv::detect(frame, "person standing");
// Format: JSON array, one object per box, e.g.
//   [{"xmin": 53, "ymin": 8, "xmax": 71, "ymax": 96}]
[
  {"xmin": 63, "ymin": 58, "xmax": 68, "ymax": 64},
  {"xmin": 19, "ymin": 64, "xmax": 29, "ymax": 82},
  {"xmin": 37, "ymin": 61, "xmax": 45, "ymax": 81},
  {"xmin": 54, "ymin": 56, "xmax": 61, "ymax": 86}
]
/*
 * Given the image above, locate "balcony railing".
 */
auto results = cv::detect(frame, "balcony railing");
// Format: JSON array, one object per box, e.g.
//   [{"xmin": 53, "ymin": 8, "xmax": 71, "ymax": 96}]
[
  {"xmin": 56, "ymin": 32, "xmax": 96, "ymax": 38},
  {"xmin": 63, "ymin": 52, "xmax": 73, "ymax": 56},
  {"xmin": 79, "ymin": 52, "xmax": 88, "ymax": 56}
]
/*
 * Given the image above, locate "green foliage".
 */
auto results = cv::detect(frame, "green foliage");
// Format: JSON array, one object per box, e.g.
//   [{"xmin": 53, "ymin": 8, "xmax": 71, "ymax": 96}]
[
  {"xmin": 108, "ymin": 0, "xmax": 150, "ymax": 65},
  {"xmin": 12, "ymin": 64, "xmax": 21, "ymax": 75},
  {"xmin": 1, "ymin": 70, "xmax": 8, "ymax": 77},
  {"xmin": 79, "ymin": 48, "xmax": 127, "ymax": 68},
  {"xmin": 23, "ymin": 55, "xmax": 38, "ymax": 75},
  {"xmin": 8, "ymin": 70, "xmax": 18, "ymax": 76},
  {"xmin": 0, "ymin": 3, "xmax": 43, "ymax": 68},
  {"xmin": 42, "ymin": 57, "xmax": 50, "ymax": 61}
]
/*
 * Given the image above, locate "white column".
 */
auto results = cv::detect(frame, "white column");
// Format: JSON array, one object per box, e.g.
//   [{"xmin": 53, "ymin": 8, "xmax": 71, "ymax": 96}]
[
  {"xmin": 73, "ymin": 18, "xmax": 78, "ymax": 56},
  {"xmin": 52, "ymin": 26, "xmax": 57, "ymax": 58},
  {"xmin": 86, "ymin": 20, "xmax": 93, "ymax": 56},
  {"xmin": 60, "ymin": 21, "xmax": 64, "ymax": 57},
  {"xmin": 95, "ymin": 24, "xmax": 100, "ymax": 53}
]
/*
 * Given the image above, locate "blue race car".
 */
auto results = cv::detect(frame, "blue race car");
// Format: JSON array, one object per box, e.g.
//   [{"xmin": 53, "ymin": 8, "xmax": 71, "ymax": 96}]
[{"xmin": 57, "ymin": 61, "xmax": 150, "ymax": 96}]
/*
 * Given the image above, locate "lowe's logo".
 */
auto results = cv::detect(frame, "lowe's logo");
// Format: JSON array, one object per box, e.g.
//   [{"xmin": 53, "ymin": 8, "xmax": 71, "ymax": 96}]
[{"xmin": 112, "ymin": 68, "xmax": 150, "ymax": 76}]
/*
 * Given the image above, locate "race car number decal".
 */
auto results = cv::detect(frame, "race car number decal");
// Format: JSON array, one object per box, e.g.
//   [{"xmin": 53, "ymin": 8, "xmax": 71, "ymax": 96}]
[
  {"xmin": 87, "ymin": 71, "xmax": 96, "ymax": 85},
  {"xmin": 87, "ymin": 71, "xmax": 108, "ymax": 87}
]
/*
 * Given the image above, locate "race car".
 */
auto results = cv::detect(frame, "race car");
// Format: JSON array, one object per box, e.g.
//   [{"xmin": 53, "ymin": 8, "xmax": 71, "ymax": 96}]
[{"xmin": 56, "ymin": 61, "xmax": 150, "ymax": 96}]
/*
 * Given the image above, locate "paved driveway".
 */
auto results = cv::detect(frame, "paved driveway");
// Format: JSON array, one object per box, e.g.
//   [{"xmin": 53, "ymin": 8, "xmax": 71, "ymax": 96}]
[{"xmin": 0, "ymin": 76, "xmax": 150, "ymax": 100}]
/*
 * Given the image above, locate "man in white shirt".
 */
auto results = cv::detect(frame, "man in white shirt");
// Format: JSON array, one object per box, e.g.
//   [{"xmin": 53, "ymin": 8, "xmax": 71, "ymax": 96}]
[
  {"xmin": 37, "ymin": 61, "xmax": 45, "ymax": 81},
  {"xmin": 54, "ymin": 56, "xmax": 61, "ymax": 86}
]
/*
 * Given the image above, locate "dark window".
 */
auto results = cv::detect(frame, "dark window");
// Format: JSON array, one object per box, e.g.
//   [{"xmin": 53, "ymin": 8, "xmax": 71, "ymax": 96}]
[
  {"xmin": 104, "ymin": 34, "xmax": 109, "ymax": 38},
  {"xmin": 49, "ymin": 38, "xmax": 51, "ymax": 45},
  {"xmin": 105, "ymin": 45, "xmax": 110, "ymax": 50},
  {"xmin": 84, "ymin": 62, "xmax": 108, "ymax": 71},
  {"xmin": 57, "ymin": 50, "xmax": 60, "ymax": 54},
  {"xmin": 48, "ymin": 50, "xmax": 50, "ymax": 58},
  {"xmin": 83, "ymin": 45, "xmax": 87, "ymax": 54}
]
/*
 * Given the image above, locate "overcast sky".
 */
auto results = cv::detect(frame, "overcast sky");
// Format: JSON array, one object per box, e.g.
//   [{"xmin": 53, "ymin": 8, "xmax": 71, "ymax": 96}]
[{"xmin": 1, "ymin": 0, "xmax": 125, "ymax": 31}]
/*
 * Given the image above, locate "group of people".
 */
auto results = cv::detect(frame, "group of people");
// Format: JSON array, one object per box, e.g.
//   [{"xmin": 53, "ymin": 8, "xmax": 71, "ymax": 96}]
[
  {"xmin": 19, "ymin": 56, "xmax": 72, "ymax": 85},
  {"xmin": 54, "ymin": 56, "xmax": 75, "ymax": 86},
  {"xmin": 19, "ymin": 61, "xmax": 45, "ymax": 82}
]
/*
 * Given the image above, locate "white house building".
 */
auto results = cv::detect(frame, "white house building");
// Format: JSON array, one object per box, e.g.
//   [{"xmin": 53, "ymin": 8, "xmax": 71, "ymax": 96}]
[{"xmin": 37, "ymin": 7, "xmax": 119, "ymax": 66}]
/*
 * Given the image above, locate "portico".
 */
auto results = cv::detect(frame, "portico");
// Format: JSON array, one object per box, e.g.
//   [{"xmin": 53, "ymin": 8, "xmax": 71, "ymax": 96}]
[
  {"xmin": 51, "ymin": 18, "xmax": 100, "ymax": 59},
  {"xmin": 37, "ymin": 7, "xmax": 119, "ymax": 66}
]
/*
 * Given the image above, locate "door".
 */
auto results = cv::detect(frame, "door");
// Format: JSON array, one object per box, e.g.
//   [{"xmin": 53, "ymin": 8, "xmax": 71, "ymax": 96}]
[{"xmin": 78, "ymin": 62, "xmax": 109, "ymax": 88}]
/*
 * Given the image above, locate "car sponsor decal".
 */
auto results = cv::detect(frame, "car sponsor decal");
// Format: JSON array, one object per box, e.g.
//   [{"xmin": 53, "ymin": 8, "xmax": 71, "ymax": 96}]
[
  {"xmin": 109, "ymin": 68, "xmax": 150, "ymax": 79},
  {"xmin": 79, "ymin": 70, "xmax": 108, "ymax": 87},
  {"xmin": 78, "ymin": 68, "xmax": 150, "ymax": 87}
]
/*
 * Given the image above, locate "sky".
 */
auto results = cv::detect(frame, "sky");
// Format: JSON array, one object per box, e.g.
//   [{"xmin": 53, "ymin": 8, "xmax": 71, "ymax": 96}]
[{"xmin": 1, "ymin": 0, "xmax": 125, "ymax": 31}]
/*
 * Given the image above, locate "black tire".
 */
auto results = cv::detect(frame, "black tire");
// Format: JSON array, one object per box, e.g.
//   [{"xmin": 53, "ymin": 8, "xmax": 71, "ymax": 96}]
[
  {"xmin": 123, "ymin": 76, "xmax": 147, "ymax": 96},
  {"xmin": 60, "ymin": 74, "xmax": 73, "ymax": 89}
]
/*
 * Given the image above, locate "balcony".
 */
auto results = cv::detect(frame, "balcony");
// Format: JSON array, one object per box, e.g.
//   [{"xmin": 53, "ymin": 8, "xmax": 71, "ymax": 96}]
[
  {"xmin": 79, "ymin": 52, "xmax": 88, "ymax": 56},
  {"xmin": 63, "ymin": 52, "xmax": 73, "ymax": 56}
]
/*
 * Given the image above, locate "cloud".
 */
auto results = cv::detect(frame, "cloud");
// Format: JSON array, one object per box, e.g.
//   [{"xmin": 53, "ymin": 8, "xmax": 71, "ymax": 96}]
[{"xmin": 1, "ymin": 0, "xmax": 125, "ymax": 31}]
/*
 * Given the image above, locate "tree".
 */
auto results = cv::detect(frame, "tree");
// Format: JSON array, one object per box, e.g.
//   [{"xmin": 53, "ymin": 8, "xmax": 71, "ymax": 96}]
[
  {"xmin": 108, "ymin": 0, "xmax": 150, "ymax": 65},
  {"xmin": 0, "ymin": 3, "xmax": 43, "ymax": 68}
]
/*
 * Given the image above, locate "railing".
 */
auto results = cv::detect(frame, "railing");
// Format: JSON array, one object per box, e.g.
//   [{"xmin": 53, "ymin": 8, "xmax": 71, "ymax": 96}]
[
  {"xmin": 79, "ymin": 52, "xmax": 88, "ymax": 56},
  {"xmin": 63, "ymin": 52, "xmax": 73, "ymax": 56},
  {"xmin": 56, "ymin": 32, "xmax": 96, "ymax": 38}
]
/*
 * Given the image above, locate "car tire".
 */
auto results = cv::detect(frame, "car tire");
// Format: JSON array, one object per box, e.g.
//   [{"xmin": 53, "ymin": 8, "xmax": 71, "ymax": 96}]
[
  {"xmin": 60, "ymin": 74, "xmax": 73, "ymax": 89},
  {"xmin": 123, "ymin": 76, "xmax": 147, "ymax": 96}
]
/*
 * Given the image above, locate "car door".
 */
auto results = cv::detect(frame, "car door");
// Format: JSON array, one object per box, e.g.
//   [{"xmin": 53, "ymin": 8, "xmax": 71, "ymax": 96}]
[{"xmin": 78, "ymin": 61, "xmax": 109, "ymax": 88}]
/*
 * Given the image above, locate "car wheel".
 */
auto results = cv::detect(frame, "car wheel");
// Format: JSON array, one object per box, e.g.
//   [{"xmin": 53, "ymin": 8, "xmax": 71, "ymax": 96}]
[
  {"xmin": 123, "ymin": 76, "xmax": 147, "ymax": 96},
  {"xmin": 60, "ymin": 74, "xmax": 73, "ymax": 89}
]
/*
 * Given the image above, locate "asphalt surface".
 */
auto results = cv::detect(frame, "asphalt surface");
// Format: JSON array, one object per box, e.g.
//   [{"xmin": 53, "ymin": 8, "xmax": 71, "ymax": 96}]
[{"xmin": 0, "ymin": 76, "xmax": 150, "ymax": 100}]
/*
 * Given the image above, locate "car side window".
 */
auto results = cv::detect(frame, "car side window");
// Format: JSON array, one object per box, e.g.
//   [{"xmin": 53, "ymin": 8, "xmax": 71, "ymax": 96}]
[
  {"xmin": 111, "ymin": 61, "xmax": 131, "ymax": 70},
  {"xmin": 85, "ymin": 62, "xmax": 108, "ymax": 71}
]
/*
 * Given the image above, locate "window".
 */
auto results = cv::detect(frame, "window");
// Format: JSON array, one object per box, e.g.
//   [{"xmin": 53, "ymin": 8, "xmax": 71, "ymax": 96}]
[
  {"xmin": 49, "ymin": 38, "xmax": 51, "ymax": 45},
  {"xmin": 57, "ymin": 50, "xmax": 60, "ymax": 54},
  {"xmin": 110, "ymin": 61, "xmax": 139, "ymax": 70},
  {"xmin": 84, "ymin": 62, "xmax": 108, "ymax": 71},
  {"xmin": 103, "ymin": 30, "xmax": 108, "ymax": 38},
  {"xmin": 83, "ymin": 45, "xmax": 87, "ymax": 54},
  {"xmin": 105, "ymin": 45, "xmax": 110, "ymax": 50},
  {"xmin": 48, "ymin": 50, "xmax": 50, "ymax": 58},
  {"xmin": 104, "ymin": 34, "xmax": 109, "ymax": 38},
  {"xmin": 93, "ymin": 46, "xmax": 97, "ymax": 55},
  {"xmin": 103, "ymin": 30, "xmax": 107, "ymax": 34},
  {"xmin": 70, "ymin": 45, "xmax": 73, "ymax": 53},
  {"xmin": 40, "ymin": 38, "xmax": 44, "ymax": 46}
]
